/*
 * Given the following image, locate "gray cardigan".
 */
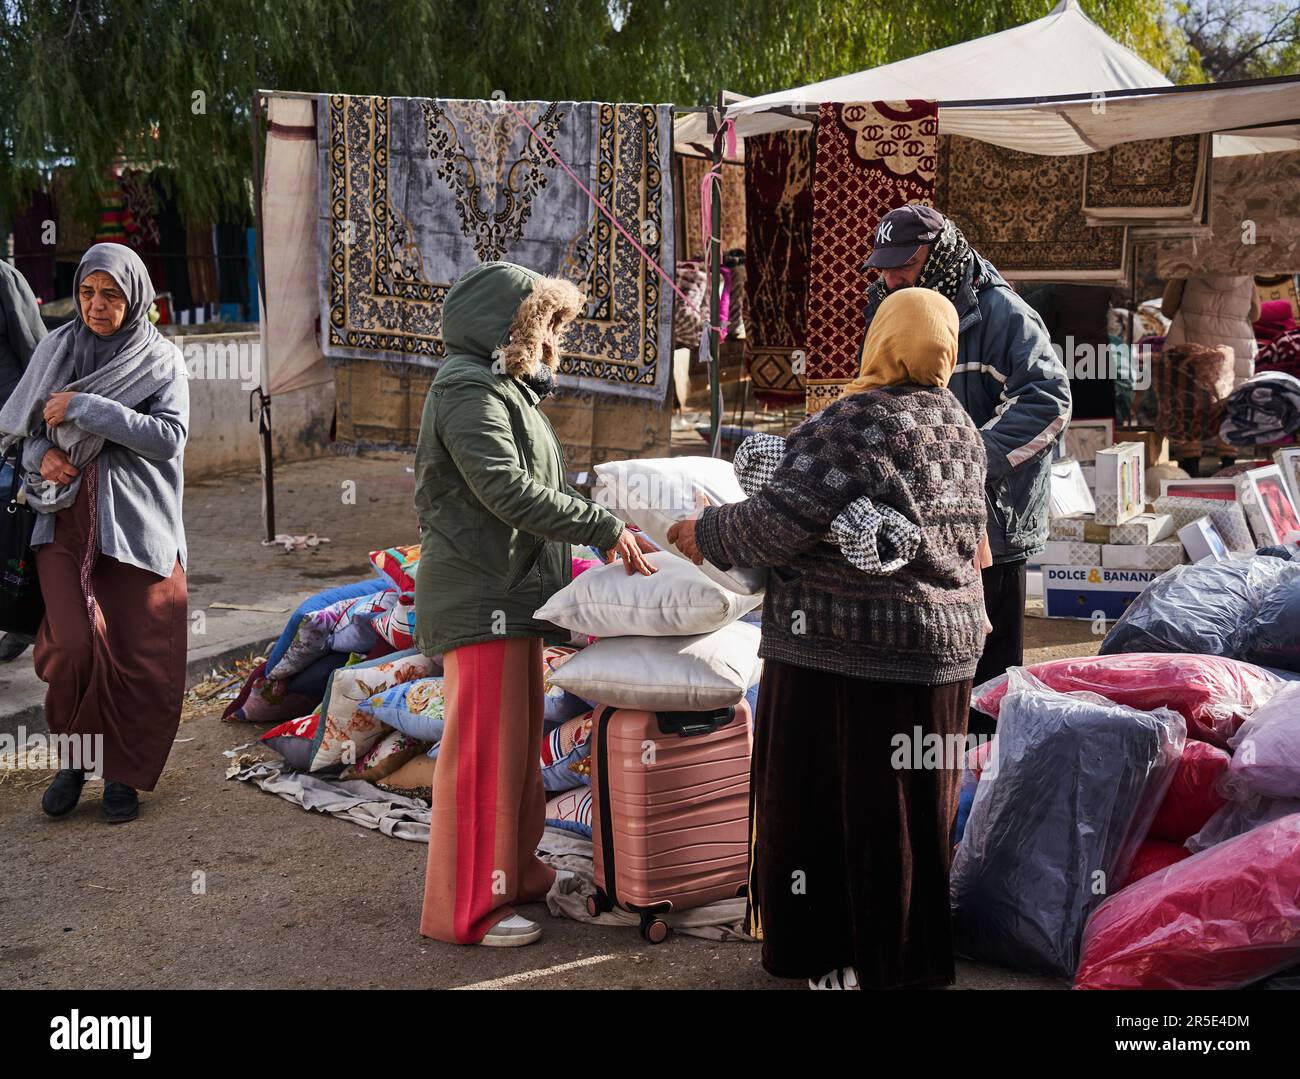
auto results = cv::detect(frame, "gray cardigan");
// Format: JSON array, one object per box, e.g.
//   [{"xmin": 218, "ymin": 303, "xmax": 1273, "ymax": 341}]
[{"xmin": 21, "ymin": 375, "xmax": 189, "ymax": 579}]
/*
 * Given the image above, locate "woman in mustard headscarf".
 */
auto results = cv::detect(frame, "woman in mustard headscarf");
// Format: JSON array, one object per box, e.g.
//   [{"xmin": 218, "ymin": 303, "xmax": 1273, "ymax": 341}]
[{"xmin": 670, "ymin": 288, "xmax": 989, "ymax": 990}]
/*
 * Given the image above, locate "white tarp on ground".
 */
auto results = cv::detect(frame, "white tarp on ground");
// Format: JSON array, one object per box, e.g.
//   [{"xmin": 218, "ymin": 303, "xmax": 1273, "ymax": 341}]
[{"xmin": 674, "ymin": 0, "xmax": 1300, "ymax": 158}]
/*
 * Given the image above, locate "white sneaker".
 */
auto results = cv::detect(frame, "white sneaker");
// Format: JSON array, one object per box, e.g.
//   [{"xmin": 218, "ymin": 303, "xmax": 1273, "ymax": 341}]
[
  {"xmin": 480, "ymin": 914, "xmax": 543, "ymax": 947},
  {"xmin": 808, "ymin": 966, "xmax": 860, "ymax": 990}
]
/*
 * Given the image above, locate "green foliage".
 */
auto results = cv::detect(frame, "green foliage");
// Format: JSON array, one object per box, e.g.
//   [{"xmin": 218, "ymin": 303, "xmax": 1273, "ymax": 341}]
[{"xmin": 0, "ymin": 0, "xmax": 1199, "ymax": 226}]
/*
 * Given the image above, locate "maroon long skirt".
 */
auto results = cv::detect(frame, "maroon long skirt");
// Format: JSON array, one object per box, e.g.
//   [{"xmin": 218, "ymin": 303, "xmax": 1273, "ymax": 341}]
[
  {"xmin": 33, "ymin": 467, "xmax": 188, "ymax": 791},
  {"xmin": 746, "ymin": 659, "xmax": 971, "ymax": 989}
]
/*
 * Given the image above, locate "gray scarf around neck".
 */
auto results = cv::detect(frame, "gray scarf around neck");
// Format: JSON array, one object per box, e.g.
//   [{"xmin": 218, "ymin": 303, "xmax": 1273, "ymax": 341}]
[{"xmin": 0, "ymin": 243, "xmax": 181, "ymax": 512}]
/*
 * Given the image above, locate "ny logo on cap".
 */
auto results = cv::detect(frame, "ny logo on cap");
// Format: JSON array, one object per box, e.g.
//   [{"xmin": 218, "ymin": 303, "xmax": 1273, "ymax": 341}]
[{"xmin": 877, "ymin": 220, "xmax": 894, "ymax": 244}]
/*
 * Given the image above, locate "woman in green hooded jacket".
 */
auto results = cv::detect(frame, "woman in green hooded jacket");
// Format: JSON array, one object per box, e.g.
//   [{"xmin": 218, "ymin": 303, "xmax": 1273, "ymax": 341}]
[{"xmin": 414, "ymin": 261, "xmax": 654, "ymax": 947}]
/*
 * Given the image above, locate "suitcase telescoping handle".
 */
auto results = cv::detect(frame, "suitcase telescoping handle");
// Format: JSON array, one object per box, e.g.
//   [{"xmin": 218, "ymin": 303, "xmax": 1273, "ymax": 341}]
[{"xmin": 655, "ymin": 706, "xmax": 736, "ymax": 737}]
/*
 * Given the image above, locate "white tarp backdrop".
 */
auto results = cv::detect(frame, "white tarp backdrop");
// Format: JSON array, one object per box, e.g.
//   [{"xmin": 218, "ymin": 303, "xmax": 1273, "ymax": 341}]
[{"xmin": 674, "ymin": 0, "xmax": 1300, "ymax": 159}]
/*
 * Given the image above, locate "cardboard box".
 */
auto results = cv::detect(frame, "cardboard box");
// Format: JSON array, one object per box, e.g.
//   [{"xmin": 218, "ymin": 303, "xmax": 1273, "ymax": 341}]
[
  {"xmin": 1095, "ymin": 442, "xmax": 1146, "ymax": 525},
  {"xmin": 1081, "ymin": 464, "xmax": 1096, "ymax": 490},
  {"xmin": 1102, "ymin": 539, "xmax": 1185, "ymax": 570},
  {"xmin": 1110, "ymin": 512, "xmax": 1175, "ymax": 545},
  {"xmin": 1178, "ymin": 516, "xmax": 1231, "ymax": 564},
  {"xmin": 1043, "ymin": 565, "xmax": 1161, "ymax": 619},
  {"xmin": 1049, "ymin": 514, "xmax": 1113, "ymax": 544},
  {"xmin": 1116, "ymin": 426, "xmax": 1170, "ymax": 469},
  {"xmin": 1044, "ymin": 540, "xmax": 1103, "ymax": 566}
]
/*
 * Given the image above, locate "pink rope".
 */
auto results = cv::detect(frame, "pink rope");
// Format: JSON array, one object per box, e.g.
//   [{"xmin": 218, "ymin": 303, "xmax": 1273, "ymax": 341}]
[
  {"xmin": 697, "ymin": 119, "xmax": 737, "ymax": 262},
  {"xmin": 498, "ymin": 99, "xmax": 706, "ymax": 320}
]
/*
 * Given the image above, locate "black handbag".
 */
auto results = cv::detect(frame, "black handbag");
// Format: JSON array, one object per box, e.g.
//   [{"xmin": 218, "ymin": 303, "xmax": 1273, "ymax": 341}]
[{"xmin": 0, "ymin": 445, "xmax": 45, "ymax": 637}]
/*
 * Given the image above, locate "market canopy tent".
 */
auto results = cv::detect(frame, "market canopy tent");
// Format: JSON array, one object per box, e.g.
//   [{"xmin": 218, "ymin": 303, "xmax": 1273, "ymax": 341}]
[{"xmin": 674, "ymin": 0, "xmax": 1300, "ymax": 157}]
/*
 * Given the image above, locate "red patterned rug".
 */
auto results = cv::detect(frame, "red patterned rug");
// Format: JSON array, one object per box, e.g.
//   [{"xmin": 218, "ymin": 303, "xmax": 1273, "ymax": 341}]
[
  {"xmin": 743, "ymin": 129, "xmax": 815, "ymax": 405},
  {"xmin": 804, "ymin": 101, "xmax": 938, "ymax": 413}
]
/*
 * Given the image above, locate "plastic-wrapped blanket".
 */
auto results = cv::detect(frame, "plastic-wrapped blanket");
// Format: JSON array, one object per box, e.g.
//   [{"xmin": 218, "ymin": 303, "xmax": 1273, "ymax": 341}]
[
  {"xmin": 1100, "ymin": 557, "xmax": 1300, "ymax": 673},
  {"xmin": 733, "ymin": 433, "xmax": 921, "ymax": 574},
  {"xmin": 971, "ymin": 653, "xmax": 1281, "ymax": 748},
  {"xmin": 1075, "ymin": 814, "xmax": 1300, "ymax": 990},
  {"xmin": 951, "ymin": 671, "xmax": 1185, "ymax": 977}
]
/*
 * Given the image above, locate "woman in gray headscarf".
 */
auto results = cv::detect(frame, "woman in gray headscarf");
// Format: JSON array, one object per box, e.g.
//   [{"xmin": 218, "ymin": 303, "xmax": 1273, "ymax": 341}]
[{"xmin": 0, "ymin": 243, "xmax": 189, "ymax": 823}]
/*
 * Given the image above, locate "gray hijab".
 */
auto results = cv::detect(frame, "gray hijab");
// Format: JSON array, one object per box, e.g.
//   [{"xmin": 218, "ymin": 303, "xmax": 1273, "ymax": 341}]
[
  {"xmin": 69, "ymin": 243, "xmax": 160, "ymax": 378},
  {"xmin": 0, "ymin": 243, "xmax": 182, "ymax": 512}
]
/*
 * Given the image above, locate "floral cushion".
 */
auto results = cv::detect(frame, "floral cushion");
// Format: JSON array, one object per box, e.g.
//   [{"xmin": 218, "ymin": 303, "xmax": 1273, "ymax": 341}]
[
  {"xmin": 373, "ymin": 593, "xmax": 417, "ymax": 651},
  {"xmin": 330, "ymin": 588, "xmax": 401, "ymax": 655},
  {"xmin": 370, "ymin": 544, "xmax": 421, "ymax": 592},
  {"xmin": 267, "ymin": 592, "xmax": 389, "ymax": 680},
  {"xmin": 545, "ymin": 788, "xmax": 593, "ymax": 838},
  {"xmin": 265, "ymin": 577, "xmax": 389, "ymax": 673},
  {"xmin": 340, "ymin": 729, "xmax": 432, "ymax": 783},
  {"xmin": 355, "ymin": 676, "xmax": 447, "ymax": 747},
  {"xmin": 540, "ymin": 710, "xmax": 593, "ymax": 792},
  {"xmin": 308, "ymin": 649, "xmax": 438, "ymax": 771},
  {"xmin": 543, "ymin": 645, "xmax": 592, "ymax": 728},
  {"xmin": 261, "ymin": 709, "xmax": 320, "ymax": 771}
]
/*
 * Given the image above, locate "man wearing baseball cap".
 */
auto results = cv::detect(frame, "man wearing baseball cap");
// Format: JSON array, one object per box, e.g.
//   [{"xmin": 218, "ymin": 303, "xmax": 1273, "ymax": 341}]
[{"xmin": 861, "ymin": 205, "xmax": 1071, "ymax": 733}]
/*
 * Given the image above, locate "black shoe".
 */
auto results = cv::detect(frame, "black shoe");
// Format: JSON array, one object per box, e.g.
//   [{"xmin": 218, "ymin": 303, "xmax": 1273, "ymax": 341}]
[
  {"xmin": 41, "ymin": 768, "xmax": 86, "ymax": 818},
  {"xmin": 102, "ymin": 781, "xmax": 139, "ymax": 824},
  {"xmin": 0, "ymin": 633, "xmax": 30, "ymax": 662}
]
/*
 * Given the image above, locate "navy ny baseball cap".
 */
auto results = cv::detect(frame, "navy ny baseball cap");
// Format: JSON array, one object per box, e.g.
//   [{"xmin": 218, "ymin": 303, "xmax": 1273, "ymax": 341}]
[{"xmin": 863, "ymin": 205, "xmax": 945, "ymax": 270}]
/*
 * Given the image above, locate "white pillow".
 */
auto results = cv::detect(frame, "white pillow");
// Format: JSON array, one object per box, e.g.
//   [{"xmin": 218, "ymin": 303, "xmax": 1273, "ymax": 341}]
[
  {"xmin": 547, "ymin": 620, "xmax": 762, "ymax": 711},
  {"xmin": 594, "ymin": 456, "xmax": 764, "ymax": 595},
  {"xmin": 535, "ymin": 551, "xmax": 762, "ymax": 637}
]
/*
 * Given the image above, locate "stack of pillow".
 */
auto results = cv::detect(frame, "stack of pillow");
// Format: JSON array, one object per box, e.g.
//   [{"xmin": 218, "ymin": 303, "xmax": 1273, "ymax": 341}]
[{"xmin": 541, "ymin": 455, "xmax": 764, "ymax": 709}]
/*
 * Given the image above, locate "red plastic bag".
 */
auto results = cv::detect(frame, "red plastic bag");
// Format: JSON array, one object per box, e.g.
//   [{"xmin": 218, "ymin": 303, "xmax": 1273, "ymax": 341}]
[
  {"xmin": 1121, "ymin": 840, "xmax": 1191, "ymax": 888},
  {"xmin": 1075, "ymin": 813, "xmax": 1300, "ymax": 989},
  {"xmin": 1146, "ymin": 741, "xmax": 1230, "ymax": 843},
  {"xmin": 972, "ymin": 653, "xmax": 1281, "ymax": 747}
]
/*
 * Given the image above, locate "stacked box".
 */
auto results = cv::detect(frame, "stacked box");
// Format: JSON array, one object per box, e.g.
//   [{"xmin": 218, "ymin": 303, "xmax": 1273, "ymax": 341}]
[
  {"xmin": 1043, "ymin": 540, "xmax": 1103, "ymax": 566},
  {"xmin": 1049, "ymin": 514, "xmax": 1114, "ymax": 544},
  {"xmin": 1095, "ymin": 442, "xmax": 1146, "ymax": 526},
  {"xmin": 1042, "ymin": 565, "xmax": 1162, "ymax": 619},
  {"xmin": 1101, "ymin": 540, "xmax": 1185, "ymax": 570},
  {"xmin": 1109, "ymin": 513, "xmax": 1175, "ymax": 545}
]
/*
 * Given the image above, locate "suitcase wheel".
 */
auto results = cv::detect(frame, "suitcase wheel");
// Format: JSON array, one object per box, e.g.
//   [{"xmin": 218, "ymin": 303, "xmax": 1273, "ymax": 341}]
[
  {"xmin": 587, "ymin": 888, "xmax": 611, "ymax": 917},
  {"xmin": 639, "ymin": 913, "xmax": 669, "ymax": 944}
]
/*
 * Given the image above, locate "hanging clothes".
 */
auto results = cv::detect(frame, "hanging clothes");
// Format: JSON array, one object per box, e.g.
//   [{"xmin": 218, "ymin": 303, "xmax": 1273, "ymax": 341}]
[
  {"xmin": 120, "ymin": 168, "xmax": 166, "ymax": 297},
  {"xmin": 10, "ymin": 190, "xmax": 57, "ymax": 303},
  {"xmin": 152, "ymin": 173, "xmax": 192, "ymax": 313},
  {"xmin": 93, "ymin": 175, "xmax": 133, "ymax": 245},
  {"xmin": 186, "ymin": 216, "xmax": 219, "ymax": 309}
]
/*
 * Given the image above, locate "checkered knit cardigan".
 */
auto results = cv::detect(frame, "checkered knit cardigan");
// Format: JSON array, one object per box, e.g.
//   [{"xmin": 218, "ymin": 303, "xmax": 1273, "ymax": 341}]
[{"xmin": 695, "ymin": 384, "xmax": 989, "ymax": 685}]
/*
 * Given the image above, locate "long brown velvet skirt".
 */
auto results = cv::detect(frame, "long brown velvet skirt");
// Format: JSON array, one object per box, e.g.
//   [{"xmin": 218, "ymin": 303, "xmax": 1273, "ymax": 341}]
[
  {"xmin": 746, "ymin": 659, "xmax": 970, "ymax": 988},
  {"xmin": 32, "ymin": 467, "xmax": 188, "ymax": 791}
]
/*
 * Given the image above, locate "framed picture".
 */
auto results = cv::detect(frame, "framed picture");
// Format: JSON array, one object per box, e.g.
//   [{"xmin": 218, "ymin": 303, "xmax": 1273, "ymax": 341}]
[
  {"xmin": 1159, "ymin": 478, "xmax": 1241, "ymax": 501},
  {"xmin": 1064, "ymin": 419, "xmax": 1114, "ymax": 464},
  {"xmin": 1238, "ymin": 465, "xmax": 1300, "ymax": 546},
  {"xmin": 1275, "ymin": 448, "xmax": 1300, "ymax": 511}
]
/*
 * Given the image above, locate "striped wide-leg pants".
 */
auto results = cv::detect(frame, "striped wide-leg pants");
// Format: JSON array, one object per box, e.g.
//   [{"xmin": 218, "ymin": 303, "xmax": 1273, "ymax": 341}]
[{"xmin": 419, "ymin": 636, "xmax": 555, "ymax": 944}]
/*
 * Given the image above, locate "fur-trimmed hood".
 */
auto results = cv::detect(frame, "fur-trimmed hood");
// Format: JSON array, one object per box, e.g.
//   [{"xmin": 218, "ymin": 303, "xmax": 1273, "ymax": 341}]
[{"xmin": 441, "ymin": 261, "xmax": 585, "ymax": 379}]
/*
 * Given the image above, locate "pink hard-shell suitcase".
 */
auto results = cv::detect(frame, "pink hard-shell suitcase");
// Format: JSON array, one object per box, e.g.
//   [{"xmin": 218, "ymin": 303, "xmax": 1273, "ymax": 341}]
[{"xmin": 586, "ymin": 700, "xmax": 752, "ymax": 943}]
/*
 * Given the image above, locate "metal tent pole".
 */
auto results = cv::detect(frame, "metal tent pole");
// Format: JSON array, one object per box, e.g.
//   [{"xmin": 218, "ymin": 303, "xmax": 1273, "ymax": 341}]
[
  {"xmin": 249, "ymin": 90, "xmax": 276, "ymax": 542},
  {"xmin": 707, "ymin": 95, "xmax": 725, "ymax": 458}
]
